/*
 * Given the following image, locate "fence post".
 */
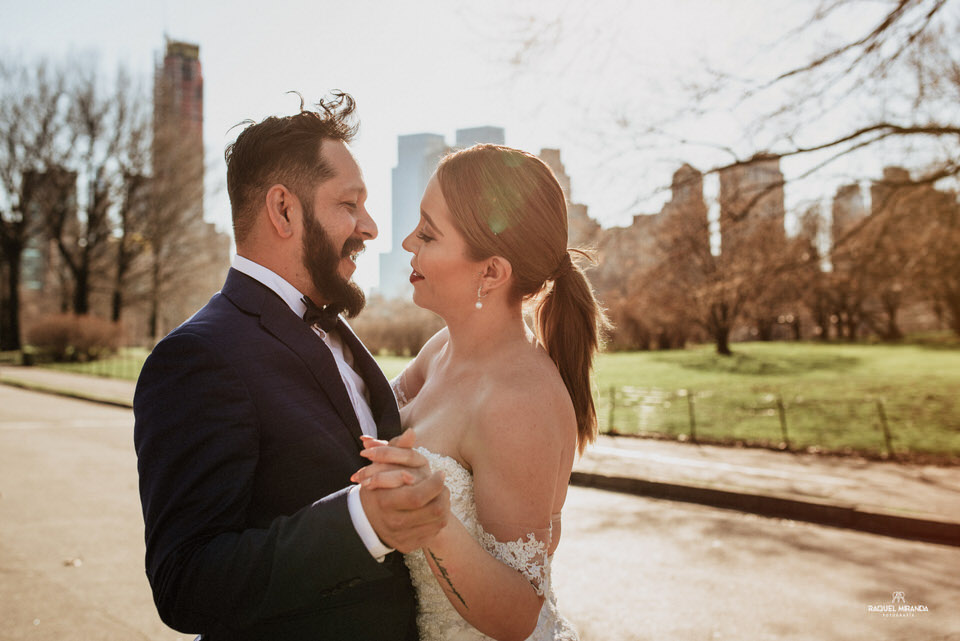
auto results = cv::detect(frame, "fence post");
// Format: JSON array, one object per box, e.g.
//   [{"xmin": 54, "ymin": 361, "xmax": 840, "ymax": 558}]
[
  {"xmin": 686, "ymin": 389, "xmax": 697, "ymax": 443},
  {"xmin": 608, "ymin": 386, "xmax": 616, "ymax": 434},
  {"xmin": 776, "ymin": 394, "xmax": 790, "ymax": 450},
  {"xmin": 876, "ymin": 399, "xmax": 895, "ymax": 459}
]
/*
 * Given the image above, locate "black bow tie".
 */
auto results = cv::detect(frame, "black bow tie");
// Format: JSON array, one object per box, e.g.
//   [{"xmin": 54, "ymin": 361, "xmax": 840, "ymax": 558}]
[{"xmin": 301, "ymin": 296, "xmax": 340, "ymax": 332}]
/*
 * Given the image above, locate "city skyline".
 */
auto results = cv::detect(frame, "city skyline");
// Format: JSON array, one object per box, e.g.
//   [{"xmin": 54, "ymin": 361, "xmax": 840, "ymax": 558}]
[
  {"xmin": 2, "ymin": 0, "xmax": 948, "ymax": 293},
  {"xmin": 378, "ymin": 126, "xmax": 506, "ymax": 299}
]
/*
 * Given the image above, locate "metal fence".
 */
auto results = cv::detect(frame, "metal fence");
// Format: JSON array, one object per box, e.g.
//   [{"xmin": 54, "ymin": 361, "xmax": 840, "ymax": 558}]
[
  {"xmin": 595, "ymin": 385, "xmax": 948, "ymax": 458},
  {"xmin": 38, "ymin": 348, "xmax": 149, "ymax": 382}
]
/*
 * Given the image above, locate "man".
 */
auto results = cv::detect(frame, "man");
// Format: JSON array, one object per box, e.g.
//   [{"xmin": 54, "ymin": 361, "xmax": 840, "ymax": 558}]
[{"xmin": 134, "ymin": 92, "xmax": 447, "ymax": 640}]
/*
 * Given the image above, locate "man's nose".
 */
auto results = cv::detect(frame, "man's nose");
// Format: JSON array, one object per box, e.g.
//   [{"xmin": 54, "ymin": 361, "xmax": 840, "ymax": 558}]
[{"xmin": 356, "ymin": 204, "xmax": 378, "ymax": 240}]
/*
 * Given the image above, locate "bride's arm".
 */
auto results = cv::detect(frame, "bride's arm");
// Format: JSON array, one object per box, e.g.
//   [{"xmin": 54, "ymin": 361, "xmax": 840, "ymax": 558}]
[
  {"xmin": 421, "ymin": 387, "xmax": 572, "ymax": 641},
  {"xmin": 390, "ymin": 327, "xmax": 449, "ymax": 407}
]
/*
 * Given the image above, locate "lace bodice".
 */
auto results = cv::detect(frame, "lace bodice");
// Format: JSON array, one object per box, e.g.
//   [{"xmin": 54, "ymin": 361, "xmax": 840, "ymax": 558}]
[{"xmin": 404, "ymin": 448, "xmax": 579, "ymax": 641}]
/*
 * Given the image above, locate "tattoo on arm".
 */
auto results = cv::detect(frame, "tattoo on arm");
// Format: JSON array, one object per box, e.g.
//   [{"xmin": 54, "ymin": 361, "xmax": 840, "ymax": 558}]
[{"xmin": 427, "ymin": 549, "xmax": 468, "ymax": 609}]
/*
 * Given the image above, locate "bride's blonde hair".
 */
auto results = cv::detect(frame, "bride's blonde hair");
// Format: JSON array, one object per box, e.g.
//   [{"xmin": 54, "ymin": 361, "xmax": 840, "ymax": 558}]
[{"xmin": 436, "ymin": 144, "xmax": 609, "ymax": 455}]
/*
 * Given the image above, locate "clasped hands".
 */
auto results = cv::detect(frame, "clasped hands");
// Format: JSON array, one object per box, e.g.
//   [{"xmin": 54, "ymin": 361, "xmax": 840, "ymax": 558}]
[{"xmin": 352, "ymin": 429, "xmax": 450, "ymax": 553}]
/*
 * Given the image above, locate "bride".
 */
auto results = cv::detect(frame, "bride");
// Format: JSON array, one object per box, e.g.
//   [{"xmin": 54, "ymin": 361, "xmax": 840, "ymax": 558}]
[{"xmin": 352, "ymin": 144, "xmax": 607, "ymax": 641}]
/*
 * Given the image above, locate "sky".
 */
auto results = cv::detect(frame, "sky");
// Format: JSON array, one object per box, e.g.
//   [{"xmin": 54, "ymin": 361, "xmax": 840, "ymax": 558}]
[{"xmin": 0, "ymin": 0, "xmax": 929, "ymax": 290}]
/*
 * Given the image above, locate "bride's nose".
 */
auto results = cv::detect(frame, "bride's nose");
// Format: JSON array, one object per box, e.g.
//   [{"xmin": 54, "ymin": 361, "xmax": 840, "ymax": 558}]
[{"xmin": 401, "ymin": 229, "xmax": 417, "ymax": 254}]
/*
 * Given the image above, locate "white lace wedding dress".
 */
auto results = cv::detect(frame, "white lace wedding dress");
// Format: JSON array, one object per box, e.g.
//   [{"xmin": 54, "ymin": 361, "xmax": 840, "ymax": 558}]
[{"xmin": 403, "ymin": 447, "xmax": 579, "ymax": 641}]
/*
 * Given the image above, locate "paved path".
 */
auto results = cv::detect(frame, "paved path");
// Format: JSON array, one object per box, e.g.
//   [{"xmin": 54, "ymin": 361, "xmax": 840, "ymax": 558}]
[
  {"xmin": 576, "ymin": 435, "xmax": 960, "ymax": 545},
  {"xmin": 2, "ymin": 385, "xmax": 958, "ymax": 640},
  {"xmin": 552, "ymin": 486, "xmax": 960, "ymax": 641},
  {"xmin": 0, "ymin": 385, "xmax": 190, "ymax": 641},
  {"xmin": 0, "ymin": 365, "xmax": 137, "ymax": 407}
]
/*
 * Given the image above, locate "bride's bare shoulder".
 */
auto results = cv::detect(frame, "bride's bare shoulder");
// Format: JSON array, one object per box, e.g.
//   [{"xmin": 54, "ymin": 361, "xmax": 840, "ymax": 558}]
[
  {"xmin": 463, "ymin": 354, "xmax": 575, "ymax": 518},
  {"xmin": 472, "ymin": 352, "xmax": 575, "ymax": 456},
  {"xmin": 407, "ymin": 327, "xmax": 450, "ymax": 378}
]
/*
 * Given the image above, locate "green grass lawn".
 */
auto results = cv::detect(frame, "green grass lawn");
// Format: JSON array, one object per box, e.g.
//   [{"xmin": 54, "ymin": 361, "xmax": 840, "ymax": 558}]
[
  {"xmin": 376, "ymin": 355, "xmax": 414, "ymax": 381},
  {"xmin": 592, "ymin": 341, "xmax": 960, "ymax": 459}
]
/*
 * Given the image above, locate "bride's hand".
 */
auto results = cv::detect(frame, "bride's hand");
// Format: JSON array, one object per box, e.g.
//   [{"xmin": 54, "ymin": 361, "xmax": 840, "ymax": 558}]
[
  {"xmin": 359, "ymin": 427, "xmax": 416, "ymax": 451},
  {"xmin": 355, "ymin": 427, "xmax": 450, "ymax": 552},
  {"xmin": 351, "ymin": 429, "xmax": 424, "ymax": 489}
]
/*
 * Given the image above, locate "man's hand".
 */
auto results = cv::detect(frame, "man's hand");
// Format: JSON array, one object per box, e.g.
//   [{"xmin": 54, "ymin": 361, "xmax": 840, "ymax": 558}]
[{"xmin": 356, "ymin": 429, "xmax": 449, "ymax": 553}]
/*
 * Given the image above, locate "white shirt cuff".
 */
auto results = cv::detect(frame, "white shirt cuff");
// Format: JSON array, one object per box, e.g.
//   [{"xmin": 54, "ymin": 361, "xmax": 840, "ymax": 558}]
[{"xmin": 347, "ymin": 484, "xmax": 394, "ymax": 561}]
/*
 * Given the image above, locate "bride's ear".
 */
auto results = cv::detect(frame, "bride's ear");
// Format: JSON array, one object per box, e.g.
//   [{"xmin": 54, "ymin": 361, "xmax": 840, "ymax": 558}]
[{"xmin": 480, "ymin": 256, "xmax": 512, "ymax": 294}]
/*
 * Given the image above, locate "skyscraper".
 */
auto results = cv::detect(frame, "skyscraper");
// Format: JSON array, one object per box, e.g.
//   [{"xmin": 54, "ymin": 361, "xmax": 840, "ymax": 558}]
[
  {"xmin": 154, "ymin": 39, "xmax": 203, "ymax": 197},
  {"xmin": 718, "ymin": 155, "xmax": 785, "ymax": 255},
  {"xmin": 150, "ymin": 39, "xmax": 230, "ymax": 338},
  {"xmin": 378, "ymin": 134, "xmax": 447, "ymax": 300},
  {"xmin": 831, "ymin": 183, "xmax": 867, "ymax": 247},
  {"xmin": 538, "ymin": 148, "xmax": 599, "ymax": 247},
  {"xmin": 661, "ymin": 163, "xmax": 710, "ymax": 257},
  {"xmin": 378, "ymin": 127, "xmax": 505, "ymax": 299}
]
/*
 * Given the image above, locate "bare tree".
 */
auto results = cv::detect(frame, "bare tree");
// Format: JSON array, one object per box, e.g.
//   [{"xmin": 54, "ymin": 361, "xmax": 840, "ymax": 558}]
[
  {"xmin": 882, "ymin": 170, "xmax": 960, "ymax": 336},
  {"xmin": 0, "ymin": 59, "xmax": 70, "ymax": 350},
  {"xmin": 500, "ymin": 0, "xmax": 960, "ymax": 344},
  {"xmin": 110, "ymin": 72, "xmax": 152, "ymax": 323},
  {"xmin": 1, "ymin": 53, "xmax": 227, "ymax": 349},
  {"xmin": 143, "ymin": 109, "xmax": 209, "ymax": 340},
  {"xmin": 46, "ymin": 63, "xmax": 135, "ymax": 316},
  {"xmin": 795, "ymin": 205, "xmax": 832, "ymax": 340},
  {"xmin": 636, "ymin": 0, "xmax": 957, "ymax": 189}
]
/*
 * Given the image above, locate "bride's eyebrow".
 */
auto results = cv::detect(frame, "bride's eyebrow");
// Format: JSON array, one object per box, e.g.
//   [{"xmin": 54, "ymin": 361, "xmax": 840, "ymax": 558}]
[{"xmin": 420, "ymin": 210, "xmax": 445, "ymax": 237}]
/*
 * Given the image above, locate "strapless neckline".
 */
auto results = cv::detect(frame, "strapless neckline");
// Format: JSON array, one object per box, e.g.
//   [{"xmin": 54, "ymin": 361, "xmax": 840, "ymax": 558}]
[
  {"xmin": 415, "ymin": 446, "xmax": 563, "ymax": 524},
  {"xmin": 415, "ymin": 446, "xmax": 467, "ymax": 471}
]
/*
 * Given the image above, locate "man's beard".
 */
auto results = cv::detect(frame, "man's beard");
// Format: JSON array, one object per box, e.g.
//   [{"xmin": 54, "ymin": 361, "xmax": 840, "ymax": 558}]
[{"xmin": 301, "ymin": 205, "xmax": 366, "ymax": 319}]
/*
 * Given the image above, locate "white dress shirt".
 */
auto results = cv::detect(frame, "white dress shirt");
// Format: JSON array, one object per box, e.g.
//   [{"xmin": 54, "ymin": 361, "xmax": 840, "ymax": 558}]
[{"xmin": 231, "ymin": 255, "xmax": 393, "ymax": 560}]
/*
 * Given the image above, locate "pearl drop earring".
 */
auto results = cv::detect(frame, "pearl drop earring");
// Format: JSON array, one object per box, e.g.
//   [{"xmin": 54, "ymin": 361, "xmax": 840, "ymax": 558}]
[{"xmin": 475, "ymin": 285, "xmax": 486, "ymax": 310}]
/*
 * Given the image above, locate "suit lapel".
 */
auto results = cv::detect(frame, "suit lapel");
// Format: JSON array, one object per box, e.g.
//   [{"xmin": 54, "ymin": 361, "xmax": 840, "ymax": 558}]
[
  {"xmin": 338, "ymin": 319, "xmax": 403, "ymax": 442},
  {"xmin": 222, "ymin": 269, "xmax": 364, "ymax": 444}
]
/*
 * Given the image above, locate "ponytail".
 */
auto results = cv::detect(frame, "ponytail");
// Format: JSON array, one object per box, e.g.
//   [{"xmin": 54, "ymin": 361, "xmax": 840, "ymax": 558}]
[{"xmin": 536, "ymin": 250, "xmax": 609, "ymax": 455}]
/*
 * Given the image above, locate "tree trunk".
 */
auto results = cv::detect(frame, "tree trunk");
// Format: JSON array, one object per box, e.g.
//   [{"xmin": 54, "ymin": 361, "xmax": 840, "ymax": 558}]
[
  {"xmin": 149, "ymin": 257, "xmax": 161, "ymax": 341},
  {"xmin": 843, "ymin": 313, "xmax": 858, "ymax": 341},
  {"xmin": 111, "ymin": 289, "xmax": 123, "ymax": 323},
  {"xmin": 73, "ymin": 267, "xmax": 89, "ymax": 315},
  {"xmin": 946, "ymin": 293, "xmax": 960, "ymax": 337},
  {"xmin": 1, "ymin": 249, "xmax": 22, "ymax": 351},
  {"xmin": 756, "ymin": 317, "xmax": 774, "ymax": 341},
  {"xmin": 881, "ymin": 295, "xmax": 903, "ymax": 341},
  {"xmin": 112, "ymin": 244, "xmax": 127, "ymax": 323},
  {"xmin": 813, "ymin": 305, "xmax": 829, "ymax": 341},
  {"xmin": 715, "ymin": 328, "xmax": 732, "ymax": 356}
]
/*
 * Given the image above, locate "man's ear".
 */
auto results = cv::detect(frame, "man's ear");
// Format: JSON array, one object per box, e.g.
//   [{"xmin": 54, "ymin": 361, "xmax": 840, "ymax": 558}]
[
  {"xmin": 480, "ymin": 255, "xmax": 513, "ymax": 294},
  {"xmin": 265, "ymin": 184, "xmax": 297, "ymax": 239}
]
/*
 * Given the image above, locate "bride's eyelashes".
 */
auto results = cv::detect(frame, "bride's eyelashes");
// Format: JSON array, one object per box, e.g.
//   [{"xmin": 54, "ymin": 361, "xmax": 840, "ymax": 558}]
[{"xmin": 416, "ymin": 229, "xmax": 435, "ymax": 243}]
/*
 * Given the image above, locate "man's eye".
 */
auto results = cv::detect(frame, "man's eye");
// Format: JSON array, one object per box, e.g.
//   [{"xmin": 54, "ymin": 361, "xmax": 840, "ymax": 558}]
[{"xmin": 342, "ymin": 202, "xmax": 357, "ymax": 209}]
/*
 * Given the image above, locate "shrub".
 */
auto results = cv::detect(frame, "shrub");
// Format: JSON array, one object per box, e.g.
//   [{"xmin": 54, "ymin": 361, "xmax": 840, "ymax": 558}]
[
  {"xmin": 26, "ymin": 314, "xmax": 123, "ymax": 362},
  {"xmin": 349, "ymin": 297, "xmax": 445, "ymax": 356}
]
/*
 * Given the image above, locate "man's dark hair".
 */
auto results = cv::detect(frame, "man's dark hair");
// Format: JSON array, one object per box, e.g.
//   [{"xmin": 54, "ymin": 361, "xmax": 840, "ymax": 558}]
[{"xmin": 225, "ymin": 91, "xmax": 359, "ymax": 243}]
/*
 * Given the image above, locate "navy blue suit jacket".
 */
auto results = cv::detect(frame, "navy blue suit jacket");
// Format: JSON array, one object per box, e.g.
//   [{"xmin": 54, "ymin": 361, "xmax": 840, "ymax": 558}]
[{"xmin": 134, "ymin": 269, "xmax": 417, "ymax": 640}]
